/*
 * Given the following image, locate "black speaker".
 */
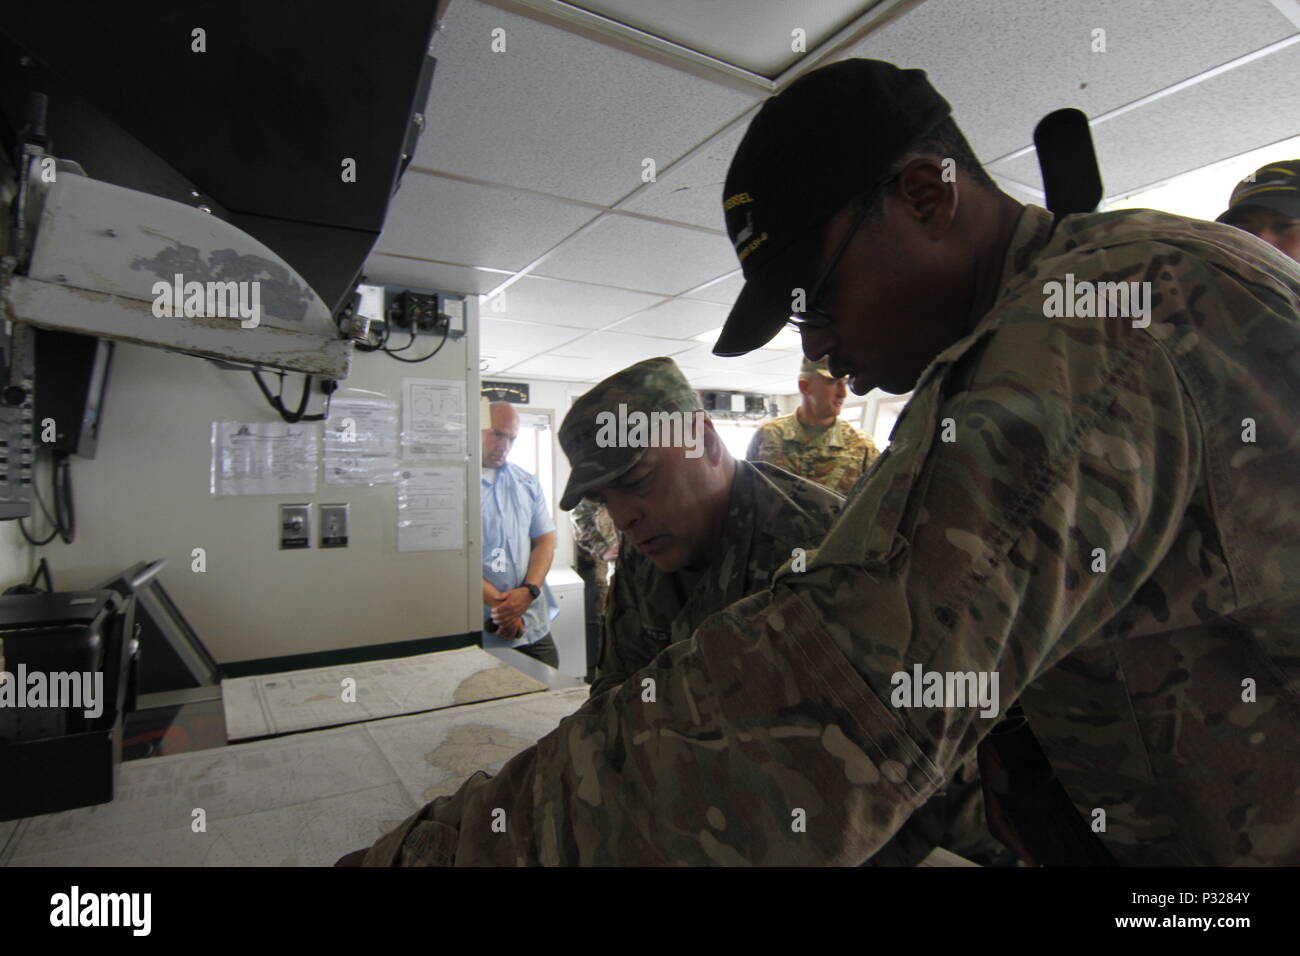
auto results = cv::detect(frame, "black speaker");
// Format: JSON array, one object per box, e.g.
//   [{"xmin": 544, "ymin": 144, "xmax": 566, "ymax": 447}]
[{"xmin": 32, "ymin": 328, "xmax": 113, "ymax": 459}]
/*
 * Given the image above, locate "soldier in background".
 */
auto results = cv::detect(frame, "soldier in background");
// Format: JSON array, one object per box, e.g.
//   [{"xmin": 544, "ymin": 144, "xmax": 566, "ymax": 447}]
[
  {"xmin": 558, "ymin": 357, "xmax": 842, "ymax": 700},
  {"xmin": 1216, "ymin": 159, "xmax": 1300, "ymax": 263},
  {"xmin": 569, "ymin": 498, "xmax": 618, "ymax": 685},
  {"xmin": 746, "ymin": 356, "xmax": 878, "ymax": 494}
]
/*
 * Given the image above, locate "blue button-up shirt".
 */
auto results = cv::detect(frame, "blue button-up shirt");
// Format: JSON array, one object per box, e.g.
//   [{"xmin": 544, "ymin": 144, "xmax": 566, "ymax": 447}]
[{"xmin": 481, "ymin": 462, "xmax": 559, "ymax": 648}]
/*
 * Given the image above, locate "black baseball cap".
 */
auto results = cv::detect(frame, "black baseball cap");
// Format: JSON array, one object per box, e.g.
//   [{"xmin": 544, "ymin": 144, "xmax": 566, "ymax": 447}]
[
  {"xmin": 714, "ymin": 59, "xmax": 952, "ymax": 357},
  {"xmin": 1216, "ymin": 160, "xmax": 1300, "ymax": 224}
]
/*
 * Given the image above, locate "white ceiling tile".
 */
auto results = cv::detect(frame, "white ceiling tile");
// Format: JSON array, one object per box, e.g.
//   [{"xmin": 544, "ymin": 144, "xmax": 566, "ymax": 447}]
[
  {"xmin": 991, "ymin": 41, "xmax": 1300, "ymax": 201},
  {"xmin": 415, "ymin": 0, "xmax": 761, "ymax": 205},
  {"xmin": 750, "ymin": 350, "xmax": 807, "ymax": 379},
  {"xmin": 733, "ymin": 372, "xmax": 799, "ymax": 392},
  {"xmin": 679, "ymin": 365, "xmax": 776, "ymax": 391},
  {"xmin": 673, "ymin": 342, "xmax": 786, "ymax": 372},
  {"xmin": 478, "ymin": 275, "xmax": 666, "ymax": 329},
  {"xmin": 480, "ymin": 349, "xmax": 534, "ymax": 374},
  {"xmin": 508, "ymin": 354, "xmax": 621, "ymax": 381},
  {"xmin": 548, "ymin": 330, "xmax": 695, "ymax": 363},
  {"xmin": 684, "ymin": 271, "xmax": 746, "ymax": 305},
  {"xmin": 618, "ymin": 121, "xmax": 751, "ymax": 230},
  {"xmin": 532, "ymin": 215, "xmax": 739, "ymax": 294},
  {"xmin": 377, "ymin": 174, "xmax": 597, "ymax": 271},
  {"xmin": 606, "ymin": 298, "xmax": 732, "ymax": 339},
  {"xmin": 361, "ymin": 253, "xmax": 511, "ymax": 295},
  {"xmin": 845, "ymin": 0, "xmax": 1297, "ymax": 164},
  {"xmin": 479, "ymin": 316, "xmax": 588, "ymax": 353}
]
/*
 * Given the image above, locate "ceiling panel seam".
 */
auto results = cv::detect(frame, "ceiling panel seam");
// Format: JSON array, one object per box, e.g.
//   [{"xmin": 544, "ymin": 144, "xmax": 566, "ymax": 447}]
[{"xmin": 985, "ymin": 31, "xmax": 1300, "ymax": 170}]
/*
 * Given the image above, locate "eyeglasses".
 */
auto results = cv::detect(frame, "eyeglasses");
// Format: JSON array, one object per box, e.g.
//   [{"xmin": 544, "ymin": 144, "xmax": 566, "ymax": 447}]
[{"xmin": 787, "ymin": 175, "xmax": 897, "ymax": 333}]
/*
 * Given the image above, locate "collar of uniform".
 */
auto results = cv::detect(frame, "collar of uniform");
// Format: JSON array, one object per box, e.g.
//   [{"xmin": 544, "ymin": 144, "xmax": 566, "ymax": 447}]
[
  {"xmin": 916, "ymin": 204, "xmax": 1054, "ymax": 381},
  {"xmin": 793, "ymin": 411, "xmax": 839, "ymax": 442}
]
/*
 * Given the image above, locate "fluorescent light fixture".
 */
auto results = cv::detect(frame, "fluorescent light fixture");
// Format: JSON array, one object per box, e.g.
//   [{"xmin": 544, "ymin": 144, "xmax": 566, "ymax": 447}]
[{"xmin": 1106, "ymin": 134, "xmax": 1300, "ymax": 221}]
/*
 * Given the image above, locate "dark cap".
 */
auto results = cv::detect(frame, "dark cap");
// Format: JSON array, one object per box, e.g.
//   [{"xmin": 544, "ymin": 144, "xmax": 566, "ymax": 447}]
[
  {"xmin": 1217, "ymin": 160, "xmax": 1300, "ymax": 224},
  {"xmin": 558, "ymin": 357, "xmax": 704, "ymax": 511},
  {"xmin": 714, "ymin": 59, "xmax": 952, "ymax": 357}
]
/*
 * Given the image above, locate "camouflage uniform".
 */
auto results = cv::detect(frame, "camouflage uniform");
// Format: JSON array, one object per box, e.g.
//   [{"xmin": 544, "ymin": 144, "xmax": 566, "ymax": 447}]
[
  {"xmin": 364, "ymin": 207, "xmax": 1300, "ymax": 864},
  {"xmin": 747, "ymin": 412, "xmax": 878, "ymax": 495},
  {"xmin": 590, "ymin": 457, "xmax": 841, "ymax": 699},
  {"xmin": 570, "ymin": 498, "xmax": 617, "ymax": 613}
]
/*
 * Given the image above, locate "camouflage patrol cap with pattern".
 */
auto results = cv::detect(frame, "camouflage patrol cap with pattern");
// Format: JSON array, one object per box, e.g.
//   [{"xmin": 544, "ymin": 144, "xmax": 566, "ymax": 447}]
[
  {"xmin": 799, "ymin": 356, "xmax": 839, "ymax": 381},
  {"xmin": 558, "ymin": 357, "xmax": 704, "ymax": 511},
  {"xmin": 1217, "ymin": 160, "xmax": 1300, "ymax": 223}
]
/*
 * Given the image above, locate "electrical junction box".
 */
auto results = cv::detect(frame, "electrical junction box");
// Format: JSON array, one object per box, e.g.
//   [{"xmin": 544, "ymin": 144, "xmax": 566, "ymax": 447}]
[{"xmin": 393, "ymin": 290, "xmax": 465, "ymax": 338}]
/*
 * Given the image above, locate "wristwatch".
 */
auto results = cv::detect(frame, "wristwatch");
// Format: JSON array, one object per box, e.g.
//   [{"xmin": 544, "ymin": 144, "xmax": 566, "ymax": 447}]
[{"xmin": 524, "ymin": 583, "xmax": 540, "ymax": 600}]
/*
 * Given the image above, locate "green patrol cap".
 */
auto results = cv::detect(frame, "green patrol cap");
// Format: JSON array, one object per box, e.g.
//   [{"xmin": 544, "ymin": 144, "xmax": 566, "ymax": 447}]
[{"xmin": 558, "ymin": 357, "xmax": 703, "ymax": 511}]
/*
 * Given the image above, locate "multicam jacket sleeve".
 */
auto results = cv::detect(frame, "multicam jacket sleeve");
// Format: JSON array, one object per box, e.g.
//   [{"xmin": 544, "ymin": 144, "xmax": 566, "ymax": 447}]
[{"xmin": 364, "ymin": 205, "xmax": 1300, "ymax": 866}]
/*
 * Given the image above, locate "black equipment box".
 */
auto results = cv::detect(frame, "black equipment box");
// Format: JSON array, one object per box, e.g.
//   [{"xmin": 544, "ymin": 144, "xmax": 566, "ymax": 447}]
[{"xmin": 0, "ymin": 590, "xmax": 138, "ymax": 821}]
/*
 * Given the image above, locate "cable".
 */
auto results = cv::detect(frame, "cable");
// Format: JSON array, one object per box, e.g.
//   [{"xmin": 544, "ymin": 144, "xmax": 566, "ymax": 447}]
[
  {"xmin": 52, "ymin": 452, "xmax": 73, "ymax": 543},
  {"xmin": 384, "ymin": 320, "xmax": 450, "ymax": 364},
  {"xmin": 18, "ymin": 449, "xmax": 72, "ymax": 545},
  {"xmin": 18, "ymin": 513, "xmax": 57, "ymax": 545},
  {"xmin": 251, "ymin": 369, "xmax": 333, "ymax": 423},
  {"xmin": 385, "ymin": 327, "xmax": 420, "ymax": 354},
  {"xmin": 30, "ymin": 557, "xmax": 52, "ymax": 592}
]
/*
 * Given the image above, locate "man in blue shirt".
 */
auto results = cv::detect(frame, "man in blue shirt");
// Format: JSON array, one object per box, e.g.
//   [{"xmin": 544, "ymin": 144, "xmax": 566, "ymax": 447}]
[{"xmin": 480, "ymin": 401, "xmax": 560, "ymax": 666}]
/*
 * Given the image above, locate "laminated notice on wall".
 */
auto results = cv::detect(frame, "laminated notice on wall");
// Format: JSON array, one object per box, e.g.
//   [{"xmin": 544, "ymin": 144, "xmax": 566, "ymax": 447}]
[
  {"xmin": 397, "ymin": 467, "xmax": 464, "ymax": 551},
  {"xmin": 211, "ymin": 422, "xmax": 319, "ymax": 495},
  {"xmin": 401, "ymin": 377, "xmax": 466, "ymax": 459},
  {"xmin": 324, "ymin": 396, "xmax": 399, "ymax": 485}
]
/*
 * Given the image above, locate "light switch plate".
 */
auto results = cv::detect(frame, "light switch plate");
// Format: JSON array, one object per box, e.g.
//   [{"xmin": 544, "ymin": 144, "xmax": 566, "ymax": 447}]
[
  {"xmin": 280, "ymin": 503, "xmax": 311, "ymax": 549},
  {"xmin": 319, "ymin": 503, "xmax": 349, "ymax": 548}
]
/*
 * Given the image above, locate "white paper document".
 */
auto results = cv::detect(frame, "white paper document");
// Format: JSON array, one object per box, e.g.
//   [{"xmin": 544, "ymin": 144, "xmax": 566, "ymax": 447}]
[
  {"xmin": 397, "ymin": 467, "xmax": 465, "ymax": 551},
  {"xmin": 402, "ymin": 378, "xmax": 466, "ymax": 459},
  {"xmin": 211, "ymin": 421, "xmax": 319, "ymax": 495},
  {"xmin": 324, "ymin": 397, "xmax": 399, "ymax": 485}
]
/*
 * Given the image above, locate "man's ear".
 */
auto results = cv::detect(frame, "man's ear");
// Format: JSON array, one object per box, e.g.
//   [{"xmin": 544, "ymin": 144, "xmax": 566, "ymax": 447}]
[
  {"xmin": 897, "ymin": 157, "xmax": 958, "ymax": 238},
  {"xmin": 797, "ymin": 378, "xmax": 811, "ymax": 398},
  {"xmin": 701, "ymin": 416, "xmax": 724, "ymax": 465}
]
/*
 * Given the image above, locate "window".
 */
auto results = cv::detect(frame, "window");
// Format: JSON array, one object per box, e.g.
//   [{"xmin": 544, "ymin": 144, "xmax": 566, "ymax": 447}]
[
  {"xmin": 506, "ymin": 409, "xmax": 555, "ymax": 518},
  {"xmin": 868, "ymin": 394, "xmax": 911, "ymax": 449},
  {"xmin": 713, "ymin": 419, "xmax": 761, "ymax": 459}
]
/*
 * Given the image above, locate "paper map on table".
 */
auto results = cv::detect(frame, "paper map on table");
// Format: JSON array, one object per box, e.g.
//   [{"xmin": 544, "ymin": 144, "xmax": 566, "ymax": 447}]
[{"xmin": 221, "ymin": 646, "xmax": 547, "ymax": 740}]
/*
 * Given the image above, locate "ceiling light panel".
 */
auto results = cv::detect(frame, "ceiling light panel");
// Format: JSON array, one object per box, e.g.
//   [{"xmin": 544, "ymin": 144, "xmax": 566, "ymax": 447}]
[{"xmin": 552, "ymin": 0, "xmax": 887, "ymax": 79}]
